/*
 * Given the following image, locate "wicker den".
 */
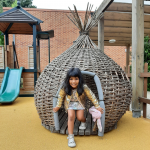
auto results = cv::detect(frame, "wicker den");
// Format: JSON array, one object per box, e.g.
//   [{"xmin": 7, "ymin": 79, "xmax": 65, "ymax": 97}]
[{"xmin": 34, "ymin": 5, "xmax": 132, "ymax": 133}]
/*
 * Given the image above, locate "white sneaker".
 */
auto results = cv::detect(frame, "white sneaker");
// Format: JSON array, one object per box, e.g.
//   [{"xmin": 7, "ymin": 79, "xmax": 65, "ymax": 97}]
[
  {"xmin": 67, "ymin": 134, "xmax": 76, "ymax": 148},
  {"xmin": 79, "ymin": 122, "xmax": 86, "ymax": 130}
]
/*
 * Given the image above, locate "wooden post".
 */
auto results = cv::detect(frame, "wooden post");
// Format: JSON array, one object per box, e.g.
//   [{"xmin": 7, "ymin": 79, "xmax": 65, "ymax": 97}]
[
  {"xmin": 143, "ymin": 63, "xmax": 148, "ymax": 118},
  {"xmin": 126, "ymin": 44, "xmax": 130, "ymax": 73},
  {"xmin": 4, "ymin": 33, "xmax": 9, "ymax": 68},
  {"xmin": 48, "ymin": 38, "xmax": 50, "ymax": 63},
  {"xmin": 0, "ymin": 1, "xmax": 4, "ymax": 68},
  {"xmin": 128, "ymin": 65, "xmax": 130, "ymax": 75},
  {"xmin": 5, "ymin": 33, "xmax": 9, "ymax": 46},
  {"xmin": 33, "ymin": 24, "xmax": 37, "ymax": 87},
  {"xmin": 123, "ymin": 66, "xmax": 126, "ymax": 72},
  {"xmin": 132, "ymin": 0, "xmax": 144, "ymax": 118},
  {"xmin": 37, "ymin": 39, "xmax": 40, "ymax": 70},
  {"xmin": 98, "ymin": 17, "xmax": 104, "ymax": 52}
]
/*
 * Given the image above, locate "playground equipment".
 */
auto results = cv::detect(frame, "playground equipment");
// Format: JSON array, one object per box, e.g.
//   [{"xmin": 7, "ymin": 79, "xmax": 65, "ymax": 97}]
[
  {"xmin": 34, "ymin": 5, "xmax": 132, "ymax": 135},
  {"xmin": 0, "ymin": 1, "xmax": 54, "ymax": 96},
  {"xmin": 0, "ymin": 67, "xmax": 23, "ymax": 103}
]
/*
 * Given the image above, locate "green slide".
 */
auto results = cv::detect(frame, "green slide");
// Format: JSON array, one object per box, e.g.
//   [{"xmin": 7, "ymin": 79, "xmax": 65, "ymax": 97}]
[{"xmin": 0, "ymin": 67, "xmax": 23, "ymax": 103}]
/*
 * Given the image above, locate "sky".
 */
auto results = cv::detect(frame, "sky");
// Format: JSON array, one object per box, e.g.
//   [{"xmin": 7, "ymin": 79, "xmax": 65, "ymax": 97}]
[
  {"xmin": 32, "ymin": 0, "xmax": 104, "ymax": 11},
  {"xmin": 32, "ymin": 0, "xmax": 150, "ymax": 10}
]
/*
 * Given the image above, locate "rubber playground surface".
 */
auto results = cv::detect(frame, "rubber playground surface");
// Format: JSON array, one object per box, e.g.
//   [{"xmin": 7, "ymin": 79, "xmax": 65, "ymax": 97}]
[{"xmin": 0, "ymin": 97, "xmax": 150, "ymax": 150}]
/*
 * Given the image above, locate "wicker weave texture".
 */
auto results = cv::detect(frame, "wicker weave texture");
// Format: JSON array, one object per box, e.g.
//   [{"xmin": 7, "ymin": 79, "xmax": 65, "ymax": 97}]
[
  {"xmin": 34, "ymin": 46, "xmax": 132, "ymax": 133},
  {"xmin": 34, "ymin": 4, "xmax": 132, "ymax": 133}
]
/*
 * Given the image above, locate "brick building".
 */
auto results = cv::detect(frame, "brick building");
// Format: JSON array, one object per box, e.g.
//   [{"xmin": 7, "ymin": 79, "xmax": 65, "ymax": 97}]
[{"xmin": 4, "ymin": 7, "xmax": 128, "ymax": 72}]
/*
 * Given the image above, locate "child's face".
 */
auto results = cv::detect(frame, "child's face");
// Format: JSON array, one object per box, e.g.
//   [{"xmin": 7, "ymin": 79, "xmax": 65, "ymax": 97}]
[{"xmin": 69, "ymin": 76, "xmax": 79, "ymax": 89}]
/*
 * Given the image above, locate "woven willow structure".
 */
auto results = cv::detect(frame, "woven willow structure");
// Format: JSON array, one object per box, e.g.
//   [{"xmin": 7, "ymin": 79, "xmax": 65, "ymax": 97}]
[{"xmin": 34, "ymin": 4, "xmax": 132, "ymax": 133}]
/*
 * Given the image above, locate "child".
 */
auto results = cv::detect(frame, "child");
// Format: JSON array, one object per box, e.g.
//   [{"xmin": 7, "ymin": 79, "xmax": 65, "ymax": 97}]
[{"xmin": 53, "ymin": 68, "xmax": 103, "ymax": 148}]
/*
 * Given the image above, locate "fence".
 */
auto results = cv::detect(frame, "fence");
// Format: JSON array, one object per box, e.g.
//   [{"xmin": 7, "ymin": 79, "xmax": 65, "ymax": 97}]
[{"xmin": 124, "ymin": 63, "xmax": 150, "ymax": 118}]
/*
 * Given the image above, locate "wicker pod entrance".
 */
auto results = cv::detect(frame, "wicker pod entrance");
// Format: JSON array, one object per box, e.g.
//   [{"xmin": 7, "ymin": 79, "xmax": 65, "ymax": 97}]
[{"xmin": 34, "ymin": 4, "xmax": 132, "ymax": 134}]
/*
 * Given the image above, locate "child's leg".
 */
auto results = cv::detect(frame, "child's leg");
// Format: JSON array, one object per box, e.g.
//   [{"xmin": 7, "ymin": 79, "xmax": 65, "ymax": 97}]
[
  {"xmin": 76, "ymin": 110, "xmax": 86, "ymax": 122},
  {"xmin": 68, "ymin": 109, "xmax": 75, "ymax": 134}
]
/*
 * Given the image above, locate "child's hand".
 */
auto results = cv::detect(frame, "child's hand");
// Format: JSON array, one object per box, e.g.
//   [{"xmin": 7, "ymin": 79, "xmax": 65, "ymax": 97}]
[
  {"xmin": 97, "ymin": 107, "xmax": 104, "ymax": 114},
  {"xmin": 53, "ymin": 107, "xmax": 60, "ymax": 113}
]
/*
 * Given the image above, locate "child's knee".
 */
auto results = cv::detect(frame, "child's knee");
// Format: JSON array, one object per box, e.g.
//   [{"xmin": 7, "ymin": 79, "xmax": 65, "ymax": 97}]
[
  {"xmin": 77, "ymin": 116, "xmax": 83, "ymax": 121},
  {"xmin": 68, "ymin": 115, "xmax": 75, "ymax": 121}
]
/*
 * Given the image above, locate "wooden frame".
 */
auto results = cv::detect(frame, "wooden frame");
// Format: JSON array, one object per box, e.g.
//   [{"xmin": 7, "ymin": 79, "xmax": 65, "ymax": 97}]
[
  {"xmin": 0, "ymin": 2, "xmax": 43, "ymax": 94},
  {"xmin": 0, "ymin": 72, "xmax": 4, "ymax": 88},
  {"xmin": 0, "ymin": 46, "xmax": 4, "ymax": 69},
  {"xmin": 96, "ymin": 0, "xmax": 114, "ymax": 18},
  {"xmin": 28, "ymin": 46, "xmax": 34, "ymax": 69},
  {"xmin": 92, "ymin": 0, "xmax": 148, "ymax": 118},
  {"xmin": 126, "ymin": 44, "xmax": 130, "ymax": 73},
  {"xmin": 126, "ymin": 63, "xmax": 150, "ymax": 118},
  {"xmin": 132, "ymin": 0, "xmax": 144, "ymax": 118},
  {"xmin": 89, "ymin": 1, "xmax": 150, "ymax": 46}
]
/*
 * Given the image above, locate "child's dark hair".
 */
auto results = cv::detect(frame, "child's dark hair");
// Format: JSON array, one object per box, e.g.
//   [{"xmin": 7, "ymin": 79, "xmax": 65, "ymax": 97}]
[{"xmin": 63, "ymin": 68, "xmax": 84, "ymax": 96}]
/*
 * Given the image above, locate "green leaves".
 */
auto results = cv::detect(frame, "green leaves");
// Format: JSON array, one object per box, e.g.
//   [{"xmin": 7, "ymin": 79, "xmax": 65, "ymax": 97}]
[
  {"xmin": 20, "ymin": 0, "xmax": 36, "ymax": 8},
  {"xmin": 144, "ymin": 36, "xmax": 150, "ymax": 65},
  {"xmin": 3, "ymin": 0, "xmax": 36, "ymax": 8},
  {"xmin": 0, "ymin": 31, "xmax": 4, "ymax": 45},
  {"xmin": 3, "ymin": 0, "xmax": 15, "ymax": 7},
  {"xmin": 11, "ymin": 0, "xmax": 18, "ymax": 8},
  {"xmin": 144, "ymin": 36, "xmax": 150, "ymax": 91},
  {"xmin": 0, "ymin": 1, "xmax": 3, "ymax": 13}
]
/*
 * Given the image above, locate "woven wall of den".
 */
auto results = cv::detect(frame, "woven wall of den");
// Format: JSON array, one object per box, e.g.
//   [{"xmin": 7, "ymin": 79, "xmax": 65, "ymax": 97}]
[{"xmin": 34, "ymin": 4, "xmax": 132, "ymax": 133}]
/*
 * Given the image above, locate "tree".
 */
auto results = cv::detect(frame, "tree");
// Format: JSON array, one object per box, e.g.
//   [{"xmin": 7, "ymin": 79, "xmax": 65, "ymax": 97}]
[
  {"xmin": 3, "ymin": 0, "xmax": 15, "ymax": 7},
  {"xmin": 3, "ymin": 0, "xmax": 36, "ymax": 8},
  {"xmin": 144, "ymin": 36, "xmax": 150, "ymax": 91},
  {"xmin": 0, "ymin": 1, "xmax": 3, "ymax": 13},
  {"xmin": 11, "ymin": 0, "xmax": 18, "ymax": 8},
  {"xmin": 20, "ymin": 0, "xmax": 36, "ymax": 8}
]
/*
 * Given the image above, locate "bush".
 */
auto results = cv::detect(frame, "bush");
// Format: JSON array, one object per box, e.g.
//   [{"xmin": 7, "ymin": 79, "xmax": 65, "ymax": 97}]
[
  {"xmin": 144, "ymin": 36, "xmax": 150, "ymax": 91},
  {"xmin": 0, "ymin": 31, "xmax": 4, "ymax": 45}
]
